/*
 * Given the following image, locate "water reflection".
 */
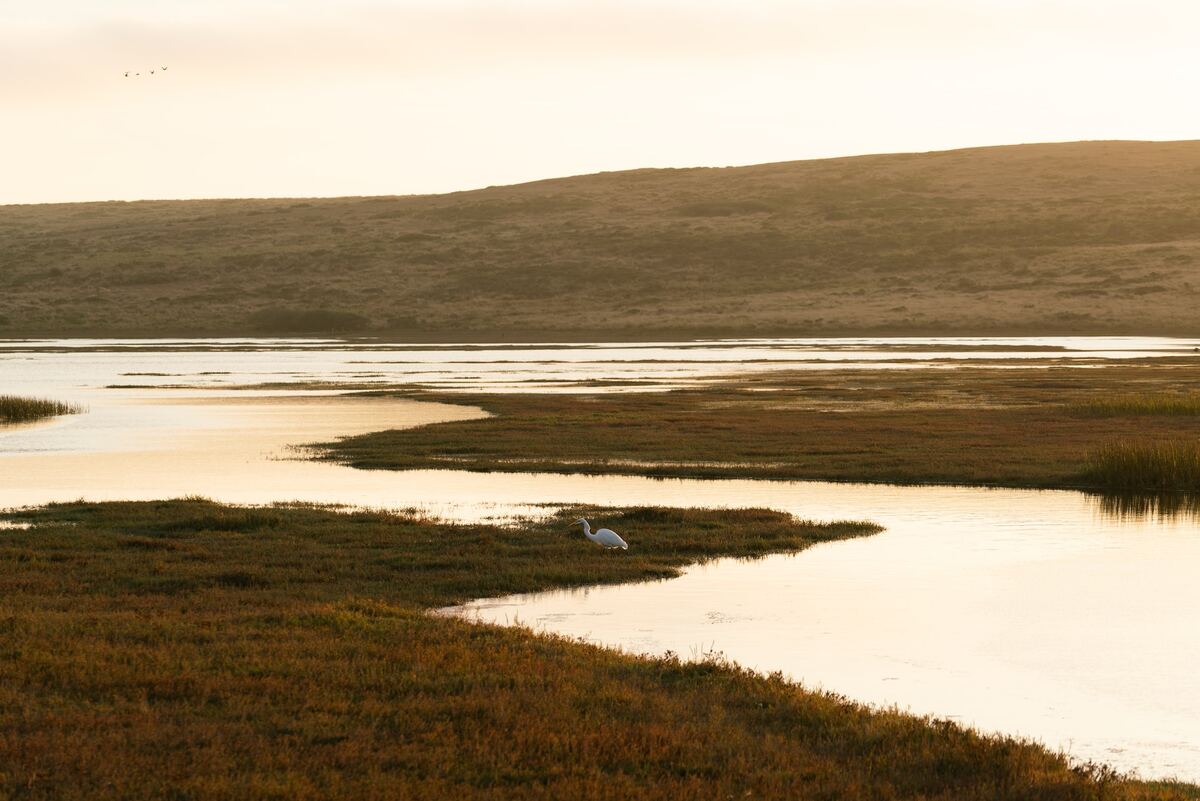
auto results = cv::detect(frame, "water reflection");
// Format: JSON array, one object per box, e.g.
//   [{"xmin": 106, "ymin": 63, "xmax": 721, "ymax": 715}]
[{"xmin": 1089, "ymin": 492, "xmax": 1200, "ymax": 522}]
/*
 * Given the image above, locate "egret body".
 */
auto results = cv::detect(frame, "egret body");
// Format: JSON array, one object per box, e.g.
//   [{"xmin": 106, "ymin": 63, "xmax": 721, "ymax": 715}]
[{"xmin": 573, "ymin": 518, "xmax": 628, "ymax": 550}]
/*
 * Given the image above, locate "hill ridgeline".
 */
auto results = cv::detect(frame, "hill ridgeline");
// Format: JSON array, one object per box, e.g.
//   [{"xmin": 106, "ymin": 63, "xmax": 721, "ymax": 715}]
[{"xmin": 2, "ymin": 140, "xmax": 1198, "ymax": 339}]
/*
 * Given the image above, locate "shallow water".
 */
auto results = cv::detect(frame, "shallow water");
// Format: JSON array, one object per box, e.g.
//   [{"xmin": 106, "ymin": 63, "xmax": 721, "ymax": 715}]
[
  {"xmin": 2, "ymin": 337, "xmax": 1200, "ymax": 781},
  {"xmin": 4, "ymin": 335, "xmax": 1199, "ymax": 394}
]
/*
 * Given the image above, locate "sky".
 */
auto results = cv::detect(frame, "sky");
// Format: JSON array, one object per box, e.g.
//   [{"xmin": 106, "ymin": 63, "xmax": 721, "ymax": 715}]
[{"xmin": 4, "ymin": 0, "xmax": 1199, "ymax": 204}]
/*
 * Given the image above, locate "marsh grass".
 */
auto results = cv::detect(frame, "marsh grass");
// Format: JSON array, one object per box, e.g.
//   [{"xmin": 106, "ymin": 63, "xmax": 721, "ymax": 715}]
[
  {"xmin": 318, "ymin": 364, "xmax": 1200, "ymax": 491},
  {"xmin": 1083, "ymin": 440, "xmax": 1200, "ymax": 491},
  {"xmin": 0, "ymin": 499, "xmax": 1190, "ymax": 799},
  {"xmin": 1068, "ymin": 392, "xmax": 1200, "ymax": 417},
  {"xmin": 0, "ymin": 393, "xmax": 82, "ymax": 423}
]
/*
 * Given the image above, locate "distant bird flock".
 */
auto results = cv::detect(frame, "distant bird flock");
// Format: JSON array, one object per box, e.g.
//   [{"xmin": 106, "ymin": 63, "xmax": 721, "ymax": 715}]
[{"xmin": 124, "ymin": 67, "xmax": 168, "ymax": 78}]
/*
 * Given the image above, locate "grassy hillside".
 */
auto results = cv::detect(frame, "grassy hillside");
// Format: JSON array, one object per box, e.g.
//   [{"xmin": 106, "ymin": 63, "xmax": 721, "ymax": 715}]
[{"xmin": 3, "ymin": 140, "xmax": 1199, "ymax": 338}]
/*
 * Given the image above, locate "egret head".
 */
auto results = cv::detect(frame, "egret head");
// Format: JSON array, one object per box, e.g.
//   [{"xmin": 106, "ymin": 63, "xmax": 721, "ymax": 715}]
[{"xmin": 573, "ymin": 517, "xmax": 586, "ymax": 526}]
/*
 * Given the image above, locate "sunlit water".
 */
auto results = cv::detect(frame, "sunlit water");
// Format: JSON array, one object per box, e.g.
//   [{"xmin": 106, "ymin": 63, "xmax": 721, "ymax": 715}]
[
  {"xmin": 2, "ymin": 338, "xmax": 1200, "ymax": 782},
  {"xmin": 4, "ymin": 335, "xmax": 1199, "ymax": 394}
]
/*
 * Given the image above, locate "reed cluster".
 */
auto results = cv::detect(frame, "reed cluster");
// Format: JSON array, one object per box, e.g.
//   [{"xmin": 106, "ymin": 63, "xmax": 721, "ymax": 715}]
[
  {"xmin": 1083, "ymin": 440, "xmax": 1200, "ymax": 491},
  {"xmin": 0, "ymin": 394, "xmax": 81, "ymax": 423}
]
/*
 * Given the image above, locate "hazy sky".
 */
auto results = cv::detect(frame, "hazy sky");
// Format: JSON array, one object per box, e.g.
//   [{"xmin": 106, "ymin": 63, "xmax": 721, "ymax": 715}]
[{"xmin": 4, "ymin": 0, "xmax": 1199, "ymax": 204}]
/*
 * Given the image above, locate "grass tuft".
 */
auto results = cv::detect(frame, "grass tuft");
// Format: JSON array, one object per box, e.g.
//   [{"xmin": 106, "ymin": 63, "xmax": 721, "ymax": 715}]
[
  {"xmin": 0, "ymin": 394, "xmax": 82, "ymax": 424},
  {"xmin": 1083, "ymin": 440, "xmax": 1200, "ymax": 491}
]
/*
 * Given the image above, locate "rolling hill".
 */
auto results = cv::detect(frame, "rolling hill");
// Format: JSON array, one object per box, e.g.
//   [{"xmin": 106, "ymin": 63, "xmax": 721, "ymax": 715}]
[{"xmin": 2, "ymin": 140, "xmax": 1199, "ymax": 338}]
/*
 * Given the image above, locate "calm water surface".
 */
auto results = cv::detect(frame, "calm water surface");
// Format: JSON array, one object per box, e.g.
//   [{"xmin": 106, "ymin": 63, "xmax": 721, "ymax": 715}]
[
  {"xmin": 4, "ymin": 335, "xmax": 1199, "ymax": 394},
  {"xmin": 2, "ymin": 338, "xmax": 1199, "ymax": 782}
]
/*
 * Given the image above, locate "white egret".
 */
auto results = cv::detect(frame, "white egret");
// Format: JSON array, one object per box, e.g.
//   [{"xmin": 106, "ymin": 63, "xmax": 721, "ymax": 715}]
[{"xmin": 572, "ymin": 518, "xmax": 628, "ymax": 550}]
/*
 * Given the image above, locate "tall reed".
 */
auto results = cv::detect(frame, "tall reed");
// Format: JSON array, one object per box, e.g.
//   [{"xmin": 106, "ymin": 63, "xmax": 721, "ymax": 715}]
[
  {"xmin": 1083, "ymin": 440, "xmax": 1200, "ymax": 491},
  {"xmin": 0, "ymin": 395, "xmax": 82, "ymax": 424}
]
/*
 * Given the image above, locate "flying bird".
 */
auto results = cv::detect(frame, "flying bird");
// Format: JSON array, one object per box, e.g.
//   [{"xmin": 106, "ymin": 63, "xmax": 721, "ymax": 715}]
[
  {"xmin": 572, "ymin": 518, "xmax": 628, "ymax": 550},
  {"xmin": 124, "ymin": 66, "xmax": 168, "ymax": 78}
]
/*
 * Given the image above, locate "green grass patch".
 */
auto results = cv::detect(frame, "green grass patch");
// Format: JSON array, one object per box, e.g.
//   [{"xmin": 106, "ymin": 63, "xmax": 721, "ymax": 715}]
[
  {"xmin": 0, "ymin": 499, "xmax": 1190, "ymax": 799},
  {"xmin": 0, "ymin": 394, "xmax": 82, "ymax": 423}
]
